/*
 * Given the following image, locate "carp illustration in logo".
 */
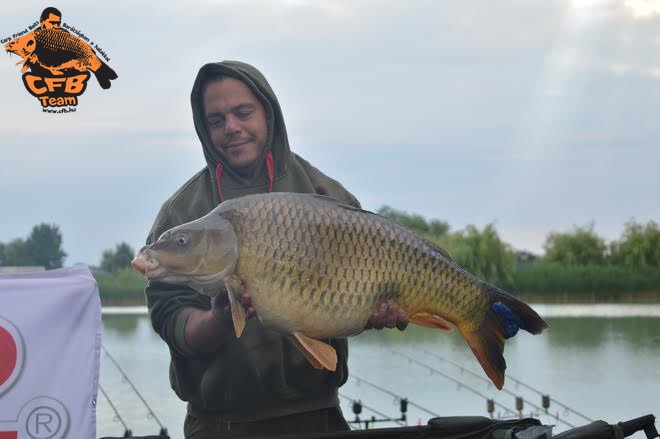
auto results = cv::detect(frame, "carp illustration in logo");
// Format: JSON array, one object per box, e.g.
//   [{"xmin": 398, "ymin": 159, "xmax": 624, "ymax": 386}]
[{"xmin": 4, "ymin": 7, "xmax": 118, "ymax": 109}]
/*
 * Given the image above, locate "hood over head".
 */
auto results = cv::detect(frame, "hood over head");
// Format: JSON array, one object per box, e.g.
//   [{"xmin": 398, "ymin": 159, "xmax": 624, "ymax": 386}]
[{"xmin": 191, "ymin": 61, "xmax": 292, "ymax": 201}]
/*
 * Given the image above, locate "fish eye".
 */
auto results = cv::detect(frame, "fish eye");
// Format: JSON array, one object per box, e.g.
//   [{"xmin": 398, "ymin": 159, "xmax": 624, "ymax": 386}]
[{"xmin": 176, "ymin": 234, "xmax": 188, "ymax": 245}]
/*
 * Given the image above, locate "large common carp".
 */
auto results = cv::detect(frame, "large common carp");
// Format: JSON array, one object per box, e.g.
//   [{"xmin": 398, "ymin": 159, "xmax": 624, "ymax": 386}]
[{"xmin": 133, "ymin": 193, "xmax": 548, "ymax": 389}]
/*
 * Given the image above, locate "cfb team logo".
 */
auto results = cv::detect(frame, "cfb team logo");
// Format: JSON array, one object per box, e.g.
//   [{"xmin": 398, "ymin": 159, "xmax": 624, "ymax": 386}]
[
  {"xmin": 3, "ymin": 7, "xmax": 118, "ymax": 112},
  {"xmin": 0, "ymin": 316, "xmax": 70, "ymax": 439}
]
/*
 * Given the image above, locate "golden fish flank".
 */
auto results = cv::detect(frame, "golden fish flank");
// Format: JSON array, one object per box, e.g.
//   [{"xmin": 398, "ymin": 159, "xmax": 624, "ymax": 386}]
[{"xmin": 132, "ymin": 193, "xmax": 548, "ymax": 389}]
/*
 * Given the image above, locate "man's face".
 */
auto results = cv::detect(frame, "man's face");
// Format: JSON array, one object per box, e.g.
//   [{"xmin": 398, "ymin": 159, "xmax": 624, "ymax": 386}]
[
  {"xmin": 41, "ymin": 13, "xmax": 61, "ymax": 29},
  {"xmin": 203, "ymin": 77, "xmax": 268, "ymax": 177}
]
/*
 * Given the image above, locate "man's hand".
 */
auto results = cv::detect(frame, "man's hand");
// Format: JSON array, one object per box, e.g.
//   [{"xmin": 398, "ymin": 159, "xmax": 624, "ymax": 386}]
[
  {"xmin": 185, "ymin": 285, "xmax": 257, "ymax": 354},
  {"xmin": 364, "ymin": 300, "xmax": 408, "ymax": 331},
  {"xmin": 211, "ymin": 285, "xmax": 257, "ymax": 323}
]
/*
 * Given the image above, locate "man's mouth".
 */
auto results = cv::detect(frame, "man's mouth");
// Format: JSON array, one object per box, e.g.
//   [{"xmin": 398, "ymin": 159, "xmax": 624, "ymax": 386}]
[{"xmin": 224, "ymin": 139, "xmax": 250, "ymax": 150}]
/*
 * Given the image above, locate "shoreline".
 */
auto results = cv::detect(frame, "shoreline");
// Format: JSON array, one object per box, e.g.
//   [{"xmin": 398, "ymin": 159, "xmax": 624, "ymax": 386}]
[
  {"xmin": 516, "ymin": 291, "xmax": 660, "ymax": 303},
  {"xmin": 101, "ymin": 302, "xmax": 660, "ymax": 318}
]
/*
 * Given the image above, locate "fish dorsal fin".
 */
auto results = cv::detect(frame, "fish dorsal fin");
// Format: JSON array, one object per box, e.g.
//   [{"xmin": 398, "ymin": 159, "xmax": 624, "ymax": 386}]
[
  {"xmin": 409, "ymin": 312, "xmax": 453, "ymax": 332},
  {"xmin": 423, "ymin": 238, "xmax": 453, "ymax": 260},
  {"xmin": 291, "ymin": 332, "xmax": 337, "ymax": 371},
  {"xmin": 224, "ymin": 275, "xmax": 246, "ymax": 338},
  {"xmin": 303, "ymin": 194, "xmax": 366, "ymax": 212},
  {"xmin": 301, "ymin": 194, "xmax": 454, "ymax": 260}
]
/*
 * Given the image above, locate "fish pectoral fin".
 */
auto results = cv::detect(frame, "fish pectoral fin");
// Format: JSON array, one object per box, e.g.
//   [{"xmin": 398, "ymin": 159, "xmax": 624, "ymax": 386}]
[
  {"xmin": 409, "ymin": 312, "xmax": 453, "ymax": 332},
  {"xmin": 224, "ymin": 275, "xmax": 246, "ymax": 338},
  {"xmin": 291, "ymin": 332, "xmax": 337, "ymax": 372}
]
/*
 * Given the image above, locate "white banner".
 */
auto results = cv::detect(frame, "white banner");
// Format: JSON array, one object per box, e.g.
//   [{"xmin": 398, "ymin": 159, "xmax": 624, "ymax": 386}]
[{"xmin": 0, "ymin": 264, "xmax": 101, "ymax": 439}]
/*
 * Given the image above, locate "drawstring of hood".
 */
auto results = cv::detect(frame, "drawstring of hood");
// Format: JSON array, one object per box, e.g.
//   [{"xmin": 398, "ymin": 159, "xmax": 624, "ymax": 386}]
[
  {"xmin": 265, "ymin": 150, "xmax": 274, "ymax": 193},
  {"xmin": 215, "ymin": 150, "xmax": 275, "ymax": 202},
  {"xmin": 215, "ymin": 162, "xmax": 224, "ymax": 202}
]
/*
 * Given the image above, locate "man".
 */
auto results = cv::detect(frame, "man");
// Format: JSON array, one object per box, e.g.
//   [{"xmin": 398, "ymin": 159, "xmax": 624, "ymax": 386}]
[
  {"xmin": 39, "ymin": 7, "xmax": 62, "ymax": 30},
  {"xmin": 145, "ymin": 61, "xmax": 407, "ymax": 438}
]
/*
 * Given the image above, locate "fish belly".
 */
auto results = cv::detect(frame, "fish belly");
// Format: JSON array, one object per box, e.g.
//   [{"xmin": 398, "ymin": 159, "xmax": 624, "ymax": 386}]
[{"xmin": 238, "ymin": 262, "xmax": 387, "ymax": 338}]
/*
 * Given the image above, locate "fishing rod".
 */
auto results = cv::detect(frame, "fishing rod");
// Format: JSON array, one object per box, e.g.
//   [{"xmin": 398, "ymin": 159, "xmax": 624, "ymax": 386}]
[
  {"xmin": 102, "ymin": 344, "xmax": 169, "ymax": 437},
  {"xmin": 391, "ymin": 350, "xmax": 576, "ymax": 428},
  {"xmin": 418, "ymin": 348, "xmax": 593, "ymax": 423},
  {"xmin": 339, "ymin": 392, "xmax": 407, "ymax": 429},
  {"xmin": 350, "ymin": 373, "xmax": 440, "ymax": 417},
  {"xmin": 98, "ymin": 383, "xmax": 132, "ymax": 437}
]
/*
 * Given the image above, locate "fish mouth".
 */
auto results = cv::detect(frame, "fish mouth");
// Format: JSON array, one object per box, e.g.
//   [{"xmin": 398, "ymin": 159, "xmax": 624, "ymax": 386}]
[
  {"xmin": 132, "ymin": 259, "xmax": 166, "ymax": 280},
  {"xmin": 131, "ymin": 257, "xmax": 148, "ymax": 275},
  {"xmin": 132, "ymin": 250, "xmax": 165, "ymax": 280}
]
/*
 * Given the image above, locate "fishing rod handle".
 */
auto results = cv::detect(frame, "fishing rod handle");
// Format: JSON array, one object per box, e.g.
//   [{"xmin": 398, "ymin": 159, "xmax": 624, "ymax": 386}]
[{"xmin": 618, "ymin": 414, "xmax": 658, "ymax": 439}]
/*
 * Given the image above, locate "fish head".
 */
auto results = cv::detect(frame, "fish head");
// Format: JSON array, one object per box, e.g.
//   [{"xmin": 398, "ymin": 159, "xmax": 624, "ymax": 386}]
[
  {"xmin": 5, "ymin": 33, "xmax": 36, "ymax": 59},
  {"xmin": 132, "ymin": 213, "xmax": 238, "ymax": 296}
]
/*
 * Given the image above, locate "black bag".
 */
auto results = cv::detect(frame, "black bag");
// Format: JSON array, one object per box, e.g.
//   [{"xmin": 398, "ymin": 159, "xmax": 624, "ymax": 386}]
[{"xmin": 97, "ymin": 414, "xmax": 658, "ymax": 439}]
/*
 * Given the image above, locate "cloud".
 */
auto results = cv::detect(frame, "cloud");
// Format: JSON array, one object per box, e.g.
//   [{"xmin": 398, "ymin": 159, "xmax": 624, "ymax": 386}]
[{"xmin": 624, "ymin": 0, "xmax": 660, "ymax": 18}]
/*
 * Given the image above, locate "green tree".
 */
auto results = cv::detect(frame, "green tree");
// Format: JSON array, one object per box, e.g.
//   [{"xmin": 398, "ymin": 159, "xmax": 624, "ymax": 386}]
[
  {"xmin": 2, "ymin": 238, "xmax": 32, "ymax": 266},
  {"xmin": 377, "ymin": 206, "xmax": 450, "ymax": 237},
  {"xmin": 543, "ymin": 223, "xmax": 606, "ymax": 266},
  {"xmin": 24, "ymin": 223, "xmax": 67, "ymax": 269},
  {"xmin": 101, "ymin": 242, "xmax": 136, "ymax": 273},
  {"xmin": 445, "ymin": 224, "xmax": 515, "ymax": 285},
  {"xmin": 610, "ymin": 220, "xmax": 660, "ymax": 268},
  {"xmin": 0, "ymin": 242, "xmax": 5, "ymax": 265}
]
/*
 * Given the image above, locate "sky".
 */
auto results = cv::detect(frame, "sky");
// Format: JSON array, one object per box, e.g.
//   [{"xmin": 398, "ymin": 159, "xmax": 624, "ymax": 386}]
[{"xmin": 0, "ymin": 0, "xmax": 658, "ymax": 266}]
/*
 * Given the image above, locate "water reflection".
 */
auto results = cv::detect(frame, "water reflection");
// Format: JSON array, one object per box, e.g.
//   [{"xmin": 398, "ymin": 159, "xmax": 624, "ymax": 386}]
[
  {"xmin": 545, "ymin": 317, "xmax": 660, "ymax": 350},
  {"xmin": 103, "ymin": 314, "xmax": 141, "ymax": 334}
]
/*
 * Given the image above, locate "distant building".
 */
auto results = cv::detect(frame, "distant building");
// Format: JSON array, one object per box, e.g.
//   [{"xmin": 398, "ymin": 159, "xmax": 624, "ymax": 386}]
[
  {"xmin": 514, "ymin": 251, "xmax": 539, "ymax": 269},
  {"xmin": 0, "ymin": 266, "xmax": 46, "ymax": 274}
]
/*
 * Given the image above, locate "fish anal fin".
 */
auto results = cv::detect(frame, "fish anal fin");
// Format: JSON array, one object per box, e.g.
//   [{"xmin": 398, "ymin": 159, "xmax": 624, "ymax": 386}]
[
  {"xmin": 409, "ymin": 312, "xmax": 453, "ymax": 332},
  {"xmin": 224, "ymin": 275, "xmax": 246, "ymax": 338},
  {"xmin": 291, "ymin": 332, "xmax": 337, "ymax": 372}
]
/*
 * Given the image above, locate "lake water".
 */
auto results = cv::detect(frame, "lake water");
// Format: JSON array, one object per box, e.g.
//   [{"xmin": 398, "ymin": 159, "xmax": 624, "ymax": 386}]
[{"xmin": 97, "ymin": 305, "xmax": 660, "ymax": 439}]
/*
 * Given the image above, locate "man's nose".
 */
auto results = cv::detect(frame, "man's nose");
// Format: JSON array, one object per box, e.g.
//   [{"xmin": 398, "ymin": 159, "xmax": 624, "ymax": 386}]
[{"xmin": 224, "ymin": 115, "xmax": 240, "ymax": 134}]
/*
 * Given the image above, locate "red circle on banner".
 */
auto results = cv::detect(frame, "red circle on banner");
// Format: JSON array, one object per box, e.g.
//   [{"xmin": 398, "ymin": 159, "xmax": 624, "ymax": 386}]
[{"xmin": 0, "ymin": 325, "xmax": 17, "ymax": 386}]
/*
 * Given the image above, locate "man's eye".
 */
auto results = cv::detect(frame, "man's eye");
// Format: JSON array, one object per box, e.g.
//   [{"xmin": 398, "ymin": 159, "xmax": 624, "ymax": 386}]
[
  {"xmin": 236, "ymin": 110, "xmax": 252, "ymax": 119},
  {"xmin": 208, "ymin": 118, "xmax": 225, "ymax": 128}
]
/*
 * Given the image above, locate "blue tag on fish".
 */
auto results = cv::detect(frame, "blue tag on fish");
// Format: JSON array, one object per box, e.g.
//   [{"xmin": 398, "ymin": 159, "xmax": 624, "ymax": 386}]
[{"xmin": 491, "ymin": 301, "xmax": 525, "ymax": 338}]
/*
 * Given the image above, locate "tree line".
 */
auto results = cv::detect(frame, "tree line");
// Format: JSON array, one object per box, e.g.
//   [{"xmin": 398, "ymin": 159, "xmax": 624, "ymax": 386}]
[{"xmin": 0, "ymin": 223, "xmax": 134, "ymax": 273}]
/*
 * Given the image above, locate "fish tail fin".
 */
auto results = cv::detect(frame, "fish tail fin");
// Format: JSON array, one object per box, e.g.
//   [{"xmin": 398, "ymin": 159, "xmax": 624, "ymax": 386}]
[
  {"xmin": 458, "ymin": 282, "xmax": 548, "ymax": 389},
  {"xmin": 93, "ymin": 62, "xmax": 118, "ymax": 89}
]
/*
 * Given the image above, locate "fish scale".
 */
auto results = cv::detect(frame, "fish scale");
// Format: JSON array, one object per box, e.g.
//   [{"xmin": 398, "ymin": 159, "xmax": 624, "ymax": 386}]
[
  {"xmin": 133, "ymin": 192, "xmax": 548, "ymax": 389},
  {"xmin": 223, "ymin": 194, "xmax": 480, "ymax": 337}
]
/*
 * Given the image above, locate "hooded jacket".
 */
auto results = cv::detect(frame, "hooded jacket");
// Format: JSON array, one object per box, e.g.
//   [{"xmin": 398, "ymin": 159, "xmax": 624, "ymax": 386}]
[{"xmin": 145, "ymin": 61, "xmax": 359, "ymax": 421}]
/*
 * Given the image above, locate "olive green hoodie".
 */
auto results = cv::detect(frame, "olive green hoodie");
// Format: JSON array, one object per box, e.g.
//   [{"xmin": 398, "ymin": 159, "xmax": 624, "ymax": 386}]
[{"xmin": 145, "ymin": 61, "xmax": 359, "ymax": 421}]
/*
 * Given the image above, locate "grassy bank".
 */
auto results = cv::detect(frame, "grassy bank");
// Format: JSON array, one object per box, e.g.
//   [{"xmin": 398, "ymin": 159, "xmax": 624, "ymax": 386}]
[
  {"xmin": 94, "ymin": 268, "xmax": 147, "ymax": 305},
  {"xmin": 504, "ymin": 263, "xmax": 660, "ymax": 302}
]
